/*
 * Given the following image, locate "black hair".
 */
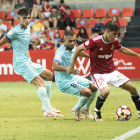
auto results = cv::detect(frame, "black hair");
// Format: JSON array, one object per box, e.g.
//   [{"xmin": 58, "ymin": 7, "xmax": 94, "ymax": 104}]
[
  {"xmin": 35, "ymin": 0, "xmax": 42, "ymax": 5},
  {"xmin": 64, "ymin": 30, "xmax": 75, "ymax": 38},
  {"xmin": 66, "ymin": 6, "xmax": 71, "ymax": 10},
  {"xmin": 105, "ymin": 21, "xmax": 121, "ymax": 31},
  {"xmin": 60, "ymin": 0, "xmax": 64, "ymax": 3},
  {"xmin": 18, "ymin": 8, "xmax": 30, "ymax": 16},
  {"xmin": 52, "ymin": 6, "xmax": 57, "ymax": 9},
  {"xmin": 78, "ymin": 27, "xmax": 87, "ymax": 36}
]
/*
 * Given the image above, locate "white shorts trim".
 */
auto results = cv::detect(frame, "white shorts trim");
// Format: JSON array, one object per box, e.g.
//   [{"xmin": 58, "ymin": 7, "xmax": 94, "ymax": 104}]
[{"xmin": 90, "ymin": 70, "xmax": 130, "ymax": 91}]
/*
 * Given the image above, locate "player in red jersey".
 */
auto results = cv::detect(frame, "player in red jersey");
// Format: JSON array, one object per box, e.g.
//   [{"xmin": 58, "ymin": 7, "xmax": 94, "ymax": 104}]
[{"xmin": 67, "ymin": 21, "xmax": 140, "ymax": 121}]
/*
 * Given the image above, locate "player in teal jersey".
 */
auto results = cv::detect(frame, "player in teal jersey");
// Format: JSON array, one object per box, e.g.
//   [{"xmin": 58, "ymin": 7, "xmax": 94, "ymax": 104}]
[
  {"xmin": 0, "ymin": 8, "xmax": 63, "ymax": 117},
  {"xmin": 53, "ymin": 31, "xmax": 98, "ymax": 120}
]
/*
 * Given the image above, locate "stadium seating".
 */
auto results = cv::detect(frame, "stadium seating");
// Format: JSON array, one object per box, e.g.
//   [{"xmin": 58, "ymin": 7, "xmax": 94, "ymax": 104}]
[
  {"xmin": 73, "ymin": 30, "xmax": 79, "ymax": 36},
  {"xmin": 2, "ymin": 20, "xmax": 12, "ymax": 30},
  {"xmin": 76, "ymin": 19, "xmax": 88, "ymax": 28},
  {"xmin": 46, "ymin": 30, "xmax": 56, "ymax": 39},
  {"xmin": 86, "ymin": 29, "xmax": 91, "ymax": 38},
  {"xmin": 58, "ymin": 30, "xmax": 65, "ymax": 38},
  {"xmin": 0, "ymin": 11, "xmax": 5, "ymax": 19},
  {"xmin": 95, "ymin": 8, "xmax": 107, "ymax": 17},
  {"xmin": 122, "ymin": 8, "xmax": 133, "ymax": 17},
  {"xmin": 88, "ymin": 19, "xmax": 97, "ymax": 28},
  {"xmin": 108, "ymin": 8, "xmax": 119, "ymax": 17},
  {"xmin": 83, "ymin": 9, "xmax": 94, "ymax": 18},
  {"xmin": 5, "ymin": 11, "xmax": 15, "ymax": 19},
  {"xmin": 119, "ymin": 18, "xmax": 127, "ymax": 27},
  {"xmin": 71, "ymin": 9, "xmax": 81, "ymax": 18},
  {"xmin": 103, "ymin": 18, "xmax": 111, "ymax": 25},
  {"xmin": 13, "ymin": 20, "xmax": 20, "ymax": 26}
]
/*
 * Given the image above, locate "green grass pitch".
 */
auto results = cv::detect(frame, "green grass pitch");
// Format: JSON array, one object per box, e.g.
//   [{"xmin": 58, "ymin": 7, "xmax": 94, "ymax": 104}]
[{"xmin": 0, "ymin": 81, "xmax": 140, "ymax": 140}]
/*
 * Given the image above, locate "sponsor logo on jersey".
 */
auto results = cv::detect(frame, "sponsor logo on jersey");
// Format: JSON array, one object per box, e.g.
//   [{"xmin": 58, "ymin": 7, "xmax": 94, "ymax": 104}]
[
  {"xmin": 98, "ymin": 54, "xmax": 112, "ymax": 59},
  {"xmin": 111, "ymin": 44, "xmax": 114, "ymax": 50},
  {"xmin": 99, "ymin": 48, "xmax": 103, "ymax": 50}
]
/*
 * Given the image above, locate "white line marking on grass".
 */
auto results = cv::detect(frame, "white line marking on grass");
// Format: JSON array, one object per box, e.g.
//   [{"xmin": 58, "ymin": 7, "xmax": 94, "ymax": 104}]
[{"xmin": 112, "ymin": 126, "xmax": 140, "ymax": 140}]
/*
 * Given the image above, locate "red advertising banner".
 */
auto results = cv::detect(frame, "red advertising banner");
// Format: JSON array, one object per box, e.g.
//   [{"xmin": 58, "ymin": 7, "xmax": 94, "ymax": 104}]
[{"xmin": 0, "ymin": 48, "xmax": 140, "ymax": 82}]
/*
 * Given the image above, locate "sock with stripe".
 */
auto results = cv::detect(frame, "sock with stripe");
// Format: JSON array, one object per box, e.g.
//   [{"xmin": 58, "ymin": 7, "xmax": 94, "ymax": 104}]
[
  {"xmin": 37, "ymin": 87, "xmax": 51, "ymax": 112},
  {"xmin": 94, "ymin": 94, "xmax": 107, "ymax": 112},
  {"xmin": 84, "ymin": 91, "xmax": 97, "ymax": 109},
  {"xmin": 131, "ymin": 92, "xmax": 140, "ymax": 111},
  {"xmin": 75, "ymin": 96, "xmax": 89, "ymax": 110}
]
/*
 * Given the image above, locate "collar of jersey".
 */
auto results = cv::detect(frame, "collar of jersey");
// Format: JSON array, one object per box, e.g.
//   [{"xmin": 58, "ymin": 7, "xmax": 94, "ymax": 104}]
[
  {"xmin": 101, "ymin": 35, "xmax": 110, "ymax": 44},
  {"xmin": 18, "ymin": 23, "xmax": 26, "ymax": 30},
  {"xmin": 64, "ymin": 45, "xmax": 75, "ymax": 52}
]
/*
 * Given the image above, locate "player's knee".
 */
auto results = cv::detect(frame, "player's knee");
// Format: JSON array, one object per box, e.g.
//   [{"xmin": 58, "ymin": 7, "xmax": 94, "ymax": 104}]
[
  {"xmin": 85, "ymin": 89, "xmax": 92, "ymax": 97},
  {"xmin": 129, "ymin": 85, "xmax": 137, "ymax": 94},
  {"xmin": 46, "ymin": 72, "xmax": 53, "ymax": 81},
  {"xmin": 101, "ymin": 87, "xmax": 110, "ymax": 97},
  {"xmin": 35, "ymin": 77, "xmax": 45, "ymax": 87}
]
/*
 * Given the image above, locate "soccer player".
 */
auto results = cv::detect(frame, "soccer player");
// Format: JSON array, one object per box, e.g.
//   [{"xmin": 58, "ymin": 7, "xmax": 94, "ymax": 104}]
[
  {"xmin": 0, "ymin": 8, "xmax": 63, "ymax": 117},
  {"xmin": 52, "ymin": 30, "xmax": 98, "ymax": 120},
  {"xmin": 67, "ymin": 21, "xmax": 140, "ymax": 121}
]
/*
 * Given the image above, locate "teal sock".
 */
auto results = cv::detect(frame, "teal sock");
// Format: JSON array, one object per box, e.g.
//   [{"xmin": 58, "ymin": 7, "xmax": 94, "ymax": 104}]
[
  {"xmin": 75, "ymin": 96, "xmax": 89, "ymax": 110},
  {"xmin": 44, "ymin": 81, "xmax": 52, "ymax": 100},
  {"xmin": 37, "ymin": 87, "xmax": 51, "ymax": 112},
  {"xmin": 84, "ymin": 91, "xmax": 97, "ymax": 109}
]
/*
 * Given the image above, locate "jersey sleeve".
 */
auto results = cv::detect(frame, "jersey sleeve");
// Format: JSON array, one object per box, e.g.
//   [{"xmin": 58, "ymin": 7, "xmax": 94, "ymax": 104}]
[
  {"xmin": 82, "ymin": 38, "xmax": 95, "ymax": 50},
  {"xmin": 114, "ymin": 39, "xmax": 122, "ymax": 50},
  {"xmin": 53, "ymin": 51, "xmax": 63, "ymax": 65},
  {"xmin": 6, "ymin": 28, "xmax": 17, "ymax": 40}
]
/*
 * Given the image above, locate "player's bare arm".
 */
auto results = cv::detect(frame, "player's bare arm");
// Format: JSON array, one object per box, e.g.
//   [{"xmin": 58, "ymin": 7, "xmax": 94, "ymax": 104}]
[
  {"xmin": 79, "ymin": 51, "xmax": 90, "ymax": 58},
  {"xmin": 52, "ymin": 61, "xmax": 79, "ymax": 75},
  {"xmin": 0, "ymin": 36, "xmax": 9, "ymax": 48},
  {"xmin": 67, "ymin": 44, "xmax": 85, "ymax": 74},
  {"xmin": 118, "ymin": 46, "xmax": 140, "ymax": 58}
]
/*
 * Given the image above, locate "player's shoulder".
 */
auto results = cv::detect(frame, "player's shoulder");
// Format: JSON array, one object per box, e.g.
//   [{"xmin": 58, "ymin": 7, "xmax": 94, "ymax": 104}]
[
  {"xmin": 55, "ymin": 45, "xmax": 65, "ymax": 55},
  {"xmin": 91, "ymin": 35, "xmax": 102, "ymax": 42}
]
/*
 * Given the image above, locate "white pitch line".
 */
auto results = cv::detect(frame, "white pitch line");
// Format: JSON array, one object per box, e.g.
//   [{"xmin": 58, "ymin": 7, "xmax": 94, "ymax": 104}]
[{"xmin": 112, "ymin": 126, "xmax": 140, "ymax": 140}]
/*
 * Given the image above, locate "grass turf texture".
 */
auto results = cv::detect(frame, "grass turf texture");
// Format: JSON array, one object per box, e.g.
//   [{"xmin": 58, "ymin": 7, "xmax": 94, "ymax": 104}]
[{"xmin": 0, "ymin": 81, "xmax": 140, "ymax": 140}]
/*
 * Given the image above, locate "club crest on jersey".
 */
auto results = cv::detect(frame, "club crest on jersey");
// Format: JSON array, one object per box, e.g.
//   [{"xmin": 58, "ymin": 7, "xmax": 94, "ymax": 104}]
[
  {"xmin": 85, "ymin": 41, "xmax": 89, "ymax": 46},
  {"xmin": 111, "ymin": 44, "xmax": 114, "ymax": 50}
]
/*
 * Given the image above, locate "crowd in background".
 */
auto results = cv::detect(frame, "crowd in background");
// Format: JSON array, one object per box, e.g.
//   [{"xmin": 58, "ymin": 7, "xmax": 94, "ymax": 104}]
[{"xmin": 0, "ymin": 0, "xmax": 121, "ymax": 51}]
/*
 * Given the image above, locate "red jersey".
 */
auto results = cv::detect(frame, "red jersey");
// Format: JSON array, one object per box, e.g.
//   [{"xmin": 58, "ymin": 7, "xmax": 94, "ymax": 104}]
[
  {"xmin": 83, "ymin": 35, "xmax": 122, "ymax": 75},
  {"xmin": 63, "ymin": 12, "xmax": 75, "ymax": 22},
  {"xmin": 40, "ymin": 42, "xmax": 54, "ymax": 50},
  {"xmin": 43, "ymin": 5, "xmax": 52, "ymax": 13},
  {"xmin": 57, "ymin": 5, "xmax": 67, "ymax": 14}
]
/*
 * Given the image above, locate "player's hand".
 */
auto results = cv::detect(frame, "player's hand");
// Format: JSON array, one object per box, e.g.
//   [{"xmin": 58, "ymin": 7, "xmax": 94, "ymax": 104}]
[
  {"xmin": 67, "ymin": 66, "xmax": 74, "ymax": 74},
  {"xmin": 72, "ymin": 68, "xmax": 80, "ymax": 75}
]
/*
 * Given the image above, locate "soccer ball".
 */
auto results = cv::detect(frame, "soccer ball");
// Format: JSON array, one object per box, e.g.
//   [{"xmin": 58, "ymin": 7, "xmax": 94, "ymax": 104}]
[{"xmin": 116, "ymin": 105, "xmax": 132, "ymax": 121}]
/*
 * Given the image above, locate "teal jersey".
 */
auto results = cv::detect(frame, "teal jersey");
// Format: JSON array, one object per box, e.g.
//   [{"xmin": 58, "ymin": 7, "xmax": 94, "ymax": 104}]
[
  {"xmin": 53, "ymin": 45, "xmax": 77, "ymax": 90},
  {"xmin": 6, "ymin": 24, "xmax": 31, "ymax": 68}
]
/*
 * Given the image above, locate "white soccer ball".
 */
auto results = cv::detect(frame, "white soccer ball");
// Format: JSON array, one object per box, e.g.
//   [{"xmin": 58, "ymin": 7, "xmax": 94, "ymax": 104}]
[{"xmin": 116, "ymin": 105, "xmax": 132, "ymax": 121}]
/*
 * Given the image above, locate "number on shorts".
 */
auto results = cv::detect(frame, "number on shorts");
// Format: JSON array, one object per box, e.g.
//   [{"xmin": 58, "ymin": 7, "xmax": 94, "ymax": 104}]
[{"xmin": 97, "ymin": 77, "xmax": 104, "ymax": 83}]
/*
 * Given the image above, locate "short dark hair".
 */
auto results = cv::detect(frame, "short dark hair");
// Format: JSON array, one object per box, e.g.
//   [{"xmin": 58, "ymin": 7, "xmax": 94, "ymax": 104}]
[
  {"xmin": 66, "ymin": 6, "xmax": 71, "ymax": 10},
  {"xmin": 52, "ymin": 6, "xmax": 57, "ymax": 9},
  {"xmin": 105, "ymin": 21, "xmax": 121, "ymax": 31},
  {"xmin": 60, "ymin": 0, "xmax": 64, "ymax": 3},
  {"xmin": 18, "ymin": 8, "xmax": 30, "ymax": 16},
  {"xmin": 64, "ymin": 30, "xmax": 75, "ymax": 38}
]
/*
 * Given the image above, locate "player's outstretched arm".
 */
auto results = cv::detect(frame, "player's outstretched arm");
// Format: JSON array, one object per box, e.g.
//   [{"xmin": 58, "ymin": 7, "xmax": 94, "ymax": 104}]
[
  {"xmin": 118, "ymin": 47, "xmax": 140, "ymax": 58},
  {"xmin": 67, "ymin": 44, "xmax": 85, "ymax": 74},
  {"xmin": 0, "ymin": 36, "xmax": 9, "ymax": 48},
  {"xmin": 79, "ymin": 51, "xmax": 90, "ymax": 58}
]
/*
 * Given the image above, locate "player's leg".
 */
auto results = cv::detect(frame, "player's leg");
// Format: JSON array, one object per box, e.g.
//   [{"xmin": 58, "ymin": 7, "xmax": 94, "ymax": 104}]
[
  {"xmin": 120, "ymin": 81, "xmax": 140, "ymax": 118},
  {"xmin": 71, "ymin": 86, "xmax": 91, "ymax": 119},
  {"xmin": 76, "ymin": 76, "xmax": 98, "ymax": 119},
  {"xmin": 29, "ymin": 62, "xmax": 63, "ymax": 117},
  {"xmin": 40, "ymin": 69, "xmax": 61, "ymax": 114},
  {"xmin": 91, "ymin": 74, "xmax": 110, "ymax": 121}
]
